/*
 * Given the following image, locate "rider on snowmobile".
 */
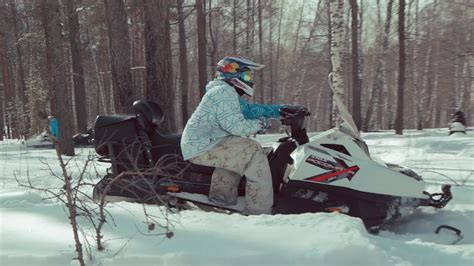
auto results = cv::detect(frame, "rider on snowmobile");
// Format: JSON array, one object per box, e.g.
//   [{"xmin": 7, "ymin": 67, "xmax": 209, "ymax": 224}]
[
  {"xmin": 180, "ymin": 56, "xmax": 284, "ymax": 215},
  {"xmin": 450, "ymin": 110, "xmax": 466, "ymax": 126}
]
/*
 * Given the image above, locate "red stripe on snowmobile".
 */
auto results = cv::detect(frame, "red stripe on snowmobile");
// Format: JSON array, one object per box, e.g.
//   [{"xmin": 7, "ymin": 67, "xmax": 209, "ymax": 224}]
[{"xmin": 307, "ymin": 166, "xmax": 360, "ymax": 182}]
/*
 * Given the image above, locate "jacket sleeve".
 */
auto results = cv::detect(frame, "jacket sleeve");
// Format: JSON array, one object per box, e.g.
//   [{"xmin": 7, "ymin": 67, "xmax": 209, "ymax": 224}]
[
  {"xmin": 239, "ymin": 98, "xmax": 283, "ymax": 119},
  {"xmin": 214, "ymin": 88, "xmax": 262, "ymax": 136}
]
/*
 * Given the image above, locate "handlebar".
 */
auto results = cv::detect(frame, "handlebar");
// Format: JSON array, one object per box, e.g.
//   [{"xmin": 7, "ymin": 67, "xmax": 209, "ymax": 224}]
[
  {"xmin": 279, "ymin": 106, "xmax": 310, "ymax": 145},
  {"xmin": 280, "ymin": 106, "xmax": 310, "ymax": 127}
]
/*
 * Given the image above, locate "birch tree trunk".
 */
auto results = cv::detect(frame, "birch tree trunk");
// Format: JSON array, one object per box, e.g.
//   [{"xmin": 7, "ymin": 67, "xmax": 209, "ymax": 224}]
[
  {"xmin": 103, "ymin": 0, "xmax": 133, "ymax": 113},
  {"xmin": 327, "ymin": 0, "xmax": 334, "ymax": 128},
  {"xmin": 329, "ymin": 0, "xmax": 345, "ymax": 125},
  {"xmin": 395, "ymin": 0, "xmax": 406, "ymax": 135}
]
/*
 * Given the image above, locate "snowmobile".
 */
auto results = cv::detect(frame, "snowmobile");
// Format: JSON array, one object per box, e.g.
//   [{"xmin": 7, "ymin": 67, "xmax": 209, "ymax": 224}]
[
  {"xmin": 92, "ymin": 97, "xmax": 453, "ymax": 231},
  {"xmin": 26, "ymin": 129, "xmax": 94, "ymax": 148},
  {"xmin": 448, "ymin": 110, "xmax": 467, "ymax": 135}
]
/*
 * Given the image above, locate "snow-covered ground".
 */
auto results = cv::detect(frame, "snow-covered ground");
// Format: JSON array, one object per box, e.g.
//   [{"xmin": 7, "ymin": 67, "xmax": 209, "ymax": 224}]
[{"xmin": 1, "ymin": 128, "xmax": 473, "ymax": 266}]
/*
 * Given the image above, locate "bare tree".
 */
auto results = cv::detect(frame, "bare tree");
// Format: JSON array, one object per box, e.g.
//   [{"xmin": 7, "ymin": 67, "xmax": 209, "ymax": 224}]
[
  {"xmin": 143, "ymin": 0, "xmax": 175, "ymax": 132},
  {"xmin": 420, "ymin": 1, "xmax": 438, "ymax": 130},
  {"xmin": 232, "ymin": 0, "xmax": 237, "ymax": 54},
  {"xmin": 41, "ymin": 0, "xmax": 75, "ymax": 156},
  {"xmin": 349, "ymin": 0, "xmax": 361, "ymax": 130},
  {"xmin": 363, "ymin": 0, "xmax": 394, "ymax": 131},
  {"xmin": 1, "ymin": 33, "xmax": 13, "ymax": 140},
  {"xmin": 65, "ymin": 0, "xmax": 87, "ymax": 133},
  {"xmin": 411, "ymin": 0, "xmax": 422, "ymax": 130},
  {"xmin": 9, "ymin": 0, "xmax": 26, "ymax": 107},
  {"xmin": 268, "ymin": 0, "xmax": 274, "ymax": 103},
  {"xmin": 177, "ymin": 0, "xmax": 190, "ymax": 125},
  {"xmin": 0, "ymin": 82, "xmax": 3, "ymax": 140},
  {"xmin": 196, "ymin": 0, "xmax": 207, "ymax": 98},
  {"xmin": 103, "ymin": 0, "xmax": 133, "ymax": 114},
  {"xmin": 395, "ymin": 0, "xmax": 406, "ymax": 135},
  {"xmin": 257, "ymin": 0, "xmax": 264, "ymax": 103},
  {"xmin": 274, "ymin": 0, "xmax": 284, "ymax": 102}
]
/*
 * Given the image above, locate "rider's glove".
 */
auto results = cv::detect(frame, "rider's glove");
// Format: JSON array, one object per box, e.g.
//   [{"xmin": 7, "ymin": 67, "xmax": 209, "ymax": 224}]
[
  {"xmin": 257, "ymin": 118, "xmax": 271, "ymax": 134},
  {"xmin": 279, "ymin": 105, "xmax": 305, "ymax": 117}
]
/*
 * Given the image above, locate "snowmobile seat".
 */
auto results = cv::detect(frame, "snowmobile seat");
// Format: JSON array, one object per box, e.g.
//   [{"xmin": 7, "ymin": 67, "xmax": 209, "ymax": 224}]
[
  {"xmin": 94, "ymin": 114, "xmax": 140, "ymax": 157},
  {"xmin": 133, "ymin": 100, "xmax": 214, "ymax": 175}
]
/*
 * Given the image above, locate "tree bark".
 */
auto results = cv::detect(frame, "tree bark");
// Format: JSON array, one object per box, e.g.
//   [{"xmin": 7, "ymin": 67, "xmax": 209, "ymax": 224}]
[
  {"xmin": 412, "ymin": 0, "xmax": 422, "ymax": 130},
  {"xmin": 208, "ymin": 0, "xmax": 217, "ymax": 66},
  {"xmin": 257, "ymin": 0, "xmax": 264, "ymax": 103},
  {"xmin": 0, "ymin": 86, "xmax": 3, "ymax": 140},
  {"xmin": 103, "ymin": 0, "xmax": 133, "ymax": 114},
  {"xmin": 41, "ymin": 0, "xmax": 76, "ymax": 154},
  {"xmin": 349, "ymin": 0, "xmax": 362, "ymax": 130},
  {"xmin": 395, "ymin": 0, "xmax": 406, "ymax": 135},
  {"xmin": 196, "ymin": 0, "xmax": 207, "ymax": 98},
  {"xmin": 232, "ymin": 0, "xmax": 237, "ymax": 54},
  {"xmin": 327, "ymin": 0, "xmax": 334, "ymax": 128},
  {"xmin": 65, "ymin": 0, "xmax": 87, "ymax": 133},
  {"xmin": 9, "ymin": 0, "xmax": 27, "ymax": 106},
  {"xmin": 9, "ymin": 0, "xmax": 28, "ymax": 136},
  {"xmin": 329, "ymin": 0, "xmax": 345, "ymax": 125},
  {"xmin": 177, "ymin": 0, "xmax": 189, "ymax": 126},
  {"xmin": 144, "ymin": 0, "xmax": 175, "ymax": 132},
  {"xmin": 0, "ymin": 34, "xmax": 14, "ymax": 140}
]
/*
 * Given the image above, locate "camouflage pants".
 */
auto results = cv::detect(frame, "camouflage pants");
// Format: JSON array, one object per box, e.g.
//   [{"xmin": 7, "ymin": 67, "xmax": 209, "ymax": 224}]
[{"xmin": 190, "ymin": 136, "xmax": 273, "ymax": 215}]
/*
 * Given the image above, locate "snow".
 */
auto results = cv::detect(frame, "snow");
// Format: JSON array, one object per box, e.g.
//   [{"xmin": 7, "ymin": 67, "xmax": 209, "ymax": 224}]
[{"xmin": 1, "ymin": 128, "xmax": 473, "ymax": 266}]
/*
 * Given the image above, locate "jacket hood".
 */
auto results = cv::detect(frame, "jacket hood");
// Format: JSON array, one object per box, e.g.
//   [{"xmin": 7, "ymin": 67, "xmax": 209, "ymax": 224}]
[{"xmin": 205, "ymin": 79, "xmax": 228, "ymax": 92}]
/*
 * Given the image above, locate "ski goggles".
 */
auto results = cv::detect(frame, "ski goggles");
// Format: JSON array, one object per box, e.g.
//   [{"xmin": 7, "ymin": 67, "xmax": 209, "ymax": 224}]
[
  {"xmin": 240, "ymin": 71, "xmax": 252, "ymax": 82},
  {"xmin": 219, "ymin": 68, "xmax": 253, "ymax": 82}
]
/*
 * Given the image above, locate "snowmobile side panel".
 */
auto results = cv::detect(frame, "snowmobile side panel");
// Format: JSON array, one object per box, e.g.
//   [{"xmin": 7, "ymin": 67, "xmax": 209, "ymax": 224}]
[{"xmin": 289, "ymin": 130, "xmax": 428, "ymax": 199}]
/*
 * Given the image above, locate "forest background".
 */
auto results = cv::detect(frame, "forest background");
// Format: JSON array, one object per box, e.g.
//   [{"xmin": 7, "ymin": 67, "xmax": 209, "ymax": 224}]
[{"xmin": 0, "ymin": 0, "xmax": 472, "ymax": 155}]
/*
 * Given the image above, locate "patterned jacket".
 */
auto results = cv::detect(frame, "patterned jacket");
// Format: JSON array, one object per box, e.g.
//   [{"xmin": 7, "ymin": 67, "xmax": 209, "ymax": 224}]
[{"xmin": 180, "ymin": 80, "xmax": 282, "ymax": 160}]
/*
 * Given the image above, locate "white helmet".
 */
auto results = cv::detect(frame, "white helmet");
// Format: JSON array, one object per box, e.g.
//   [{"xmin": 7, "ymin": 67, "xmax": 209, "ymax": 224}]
[{"xmin": 215, "ymin": 56, "xmax": 264, "ymax": 97}]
